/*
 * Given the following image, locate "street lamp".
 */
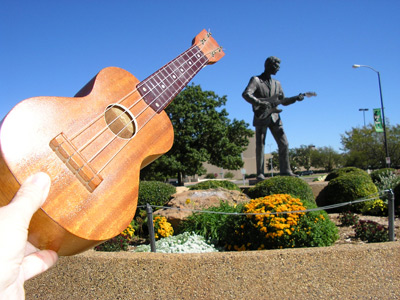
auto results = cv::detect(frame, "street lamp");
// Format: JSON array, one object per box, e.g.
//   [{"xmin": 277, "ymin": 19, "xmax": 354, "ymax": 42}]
[
  {"xmin": 352, "ymin": 64, "xmax": 390, "ymax": 167},
  {"xmin": 267, "ymin": 143, "xmax": 273, "ymax": 177},
  {"xmin": 358, "ymin": 108, "xmax": 369, "ymax": 127}
]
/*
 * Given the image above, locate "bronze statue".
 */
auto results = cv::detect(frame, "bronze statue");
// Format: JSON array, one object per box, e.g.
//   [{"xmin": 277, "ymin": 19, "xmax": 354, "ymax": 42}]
[{"xmin": 242, "ymin": 56, "xmax": 305, "ymax": 180}]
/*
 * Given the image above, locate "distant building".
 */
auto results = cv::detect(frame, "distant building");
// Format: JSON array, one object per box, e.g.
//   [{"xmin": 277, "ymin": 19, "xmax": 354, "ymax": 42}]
[{"xmin": 200, "ymin": 134, "xmax": 273, "ymax": 180}]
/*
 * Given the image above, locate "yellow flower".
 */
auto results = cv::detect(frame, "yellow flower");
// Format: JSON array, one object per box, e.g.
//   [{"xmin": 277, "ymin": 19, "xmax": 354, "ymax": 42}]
[
  {"xmin": 121, "ymin": 224, "xmax": 135, "ymax": 238},
  {"xmin": 153, "ymin": 216, "xmax": 174, "ymax": 239},
  {"xmin": 241, "ymin": 194, "xmax": 307, "ymax": 245}
]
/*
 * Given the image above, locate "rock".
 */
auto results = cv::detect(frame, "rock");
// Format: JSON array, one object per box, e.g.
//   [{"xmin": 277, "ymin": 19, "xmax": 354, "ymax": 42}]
[{"xmin": 154, "ymin": 188, "xmax": 250, "ymax": 228}]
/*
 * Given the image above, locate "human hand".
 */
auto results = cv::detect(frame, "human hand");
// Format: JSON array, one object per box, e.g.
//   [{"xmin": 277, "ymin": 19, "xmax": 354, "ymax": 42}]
[
  {"xmin": 297, "ymin": 93, "xmax": 305, "ymax": 101},
  {"xmin": 0, "ymin": 173, "xmax": 58, "ymax": 300}
]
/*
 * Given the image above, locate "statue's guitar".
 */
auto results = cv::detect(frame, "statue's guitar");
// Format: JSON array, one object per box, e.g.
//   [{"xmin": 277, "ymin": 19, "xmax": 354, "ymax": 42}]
[{"xmin": 254, "ymin": 91, "xmax": 317, "ymax": 118}]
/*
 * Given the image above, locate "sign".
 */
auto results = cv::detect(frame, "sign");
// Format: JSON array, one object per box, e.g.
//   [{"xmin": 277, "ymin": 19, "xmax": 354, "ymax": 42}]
[{"xmin": 373, "ymin": 108, "xmax": 383, "ymax": 133}]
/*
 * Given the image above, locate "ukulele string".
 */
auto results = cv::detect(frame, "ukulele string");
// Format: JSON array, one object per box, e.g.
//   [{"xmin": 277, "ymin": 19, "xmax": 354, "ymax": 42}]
[
  {"xmin": 72, "ymin": 42, "xmax": 202, "ymax": 154},
  {"xmin": 63, "ymin": 34, "xmax": 216, "ymax": 179},
  {"xmin": 70, "ymin": 32, "xmax": 214, "ymax": 146},
  {"xmin": 96, "ymin": 54, "xmax": 208, "ymax": 174},
  {"xmin": 93, "ymin": 46, "xmax": 220, "ymax": 175},
  {"xmin": 91, "ymin": 46, "xmax": 213, "ymax": 173},
  {"xmin": 74, "ymin": 43, "xmax": 202, "ymax": 160},
  {"xmin": 96, "ymin": 32, "xmax": 216, "ymax": 140},
  {"xmin": 69, "ymin": 88, "xmax": 138, "ymax": 142},
  {"xmin": 113, "ymin": 43, "xmax": 217, "ymax": 137}
]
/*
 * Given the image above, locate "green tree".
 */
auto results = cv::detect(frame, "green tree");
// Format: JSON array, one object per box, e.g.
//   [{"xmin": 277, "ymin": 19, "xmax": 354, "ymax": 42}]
[
  {"xmin": 293, "ymin": 145, "xmax": 314, "ymax": 171},
  {"xmin": 271, "ymin": 146, "xmax": 342, "ymax": 173},
  {"xmin": 341, "ymin": 123, "xmax": 400, "ymax": 169},
  {"xmin": 310, "ymin": 147, "xmax": 343, "ymax": 172},
  {"xmin": 270, "ymin": 149, "xmax": 300, "ymax": 173},
  {"xmin": 140, "ymin": 84, "xmax": 253, "ymax": 185}
]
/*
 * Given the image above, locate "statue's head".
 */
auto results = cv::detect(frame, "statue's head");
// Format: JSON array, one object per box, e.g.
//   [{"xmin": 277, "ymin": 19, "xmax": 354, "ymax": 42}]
[{"xmin": 264, "ymin": 56, "xmax": 281, "ymax": 75}]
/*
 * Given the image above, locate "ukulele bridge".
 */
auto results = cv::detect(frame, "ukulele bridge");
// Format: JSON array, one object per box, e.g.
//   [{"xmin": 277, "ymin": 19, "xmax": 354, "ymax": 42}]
[{"xmin": 50, "ymin": 133, "xmax": 103, "ymax": 192}]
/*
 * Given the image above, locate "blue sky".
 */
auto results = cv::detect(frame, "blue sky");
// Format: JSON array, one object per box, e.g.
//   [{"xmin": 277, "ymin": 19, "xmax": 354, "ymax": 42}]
[{"xmin": 1, "ymin": 0, "xmax": 399, "ymax": 153}]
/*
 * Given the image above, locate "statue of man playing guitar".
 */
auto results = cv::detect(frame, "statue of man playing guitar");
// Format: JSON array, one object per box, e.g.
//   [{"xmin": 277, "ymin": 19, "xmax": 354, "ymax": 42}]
[{"xmin": 242, "ymin": 56, "xmax": 315, "ymax": 180}]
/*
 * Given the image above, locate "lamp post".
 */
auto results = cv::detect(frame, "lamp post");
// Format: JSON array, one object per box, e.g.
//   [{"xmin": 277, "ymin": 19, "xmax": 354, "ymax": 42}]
[
  {"xmin": 267, "ymin": 143, "xmax": 273, "ymax": 177},
  {"xmin": 358, "ymin": 108, "xmax": 369, "ymax": 127},
  {"xmin": 353, "ymin": 64, "xmax": 390, "ymax": 167}
]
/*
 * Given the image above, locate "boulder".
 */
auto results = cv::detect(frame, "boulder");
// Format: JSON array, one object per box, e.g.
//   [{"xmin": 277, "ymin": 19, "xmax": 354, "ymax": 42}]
[{"xmin": 154, "ymin": 188, "xmax": 250, "ymax": 228}]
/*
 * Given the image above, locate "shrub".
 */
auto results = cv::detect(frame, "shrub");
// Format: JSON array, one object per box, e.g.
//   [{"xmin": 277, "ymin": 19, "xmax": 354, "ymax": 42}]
[
  {"xmin": 182, "ymin": 194, "xmax": 338, "ymax": 251},
  {"xmin": 133, "ymin": 232, "xmax": 218, "ymax": 253},
  {"xmin": 360, "ymin": 199, "xmax": 388, "ymax": 216},
  {"xmin": 338, "ymin": 211, "xmax": 359, "ymax": 226},
  {"xmin": 226, "ymin": 194, "xmax": 338, "ymax": 250},
  {"xmin": 370, "ymin": 168, "xmax": 396, "ymax": 184},
  {"xmin": 246, "ymin": 176, "xmax": 315, "ymax": 204},
  {"xmin": 374, "ymin": 172, "xmax": 400, "ymax": 198},
  {"xmin": 94, "ymin": 224, "xmax": 135, "ymax": 252},
  {"xmin": 288, "ymin": 205, "xmax": 339, "ymax": 248},
  {"xmin": 188, "ymin": 180, "xmax": 240, "ymax": 191},
  {"xmin": 131, "ymin": 209, "xmax": 148, "ymax": 239},
  {"xmin": 138, "ymin": 181, "xmax": 176, "ymax": 207},
  {"xmin": 153, "ymin": 216, "xmax": 174, "ymax": 239},
  {"xmin": 325, "ymin": 167, "xmax": 369, "ymax": 181},
  {"xmin": 392, "ymin": 182, "xmax": 400, "ymax": 214},
  {"xmin": 316, "ymin": 173, "xmax": 378, "ymax": 212},
  {"xmin": 245, "ymin": 173, "xmax": 257, "ymax": 179},
  {"xmin": 354, "ymin": 220, "xmax": 389, "ymax": 243},
  {"xmin": 179, "ymin": 201, "xmax": 244, "ymax": 247},
  {"xmin": 205, "ymin": 173, "xmax": 217, "ymax": 179},
  {"xmin": 224, "ymin": 171, "xmax": 235, "ymax": 179}
]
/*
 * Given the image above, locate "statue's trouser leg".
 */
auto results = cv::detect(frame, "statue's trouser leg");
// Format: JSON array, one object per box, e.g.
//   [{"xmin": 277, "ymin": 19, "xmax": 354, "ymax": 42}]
[
  {"xmin": 255, "ymin": 125, "xmax": 268, "ymax": 176},
  {"xmin": 270, "ymin": 120, "xmax": 291, "ymax": 175}
]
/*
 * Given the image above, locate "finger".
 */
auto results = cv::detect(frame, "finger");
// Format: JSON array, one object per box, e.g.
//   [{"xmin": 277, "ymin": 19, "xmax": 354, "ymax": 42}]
[
  {"xmin": 21, "ymin": 250, "xmax": 58, "ymax": 281},
  {"xmin": 9, "ymin": 173, "xmax": 51, "ymax": 228}
]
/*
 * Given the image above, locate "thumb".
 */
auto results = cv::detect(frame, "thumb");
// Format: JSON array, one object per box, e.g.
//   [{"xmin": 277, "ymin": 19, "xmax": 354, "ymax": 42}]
[{"xmin": 9, "ymin": 172, "xmax": 51, "ymax": 228}]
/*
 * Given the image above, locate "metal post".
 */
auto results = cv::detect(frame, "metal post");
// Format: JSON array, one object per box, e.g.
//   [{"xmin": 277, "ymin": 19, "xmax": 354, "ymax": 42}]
[
  {"xmin": 377, "ymin": 72, "xmax": 390, "ymax": 168},
  {"xmin": 388, "ymin": 190, "xmax": 395, "ymax": 241},
  {"xmin": 352, "ymin": 64, "xmax": 390, "ymax": 167},
  {"xmin": 359, "ymin": 108, "xmax": 369, "ymax": 127},
  {"xmin": 146, "ymin": 203, "xmax": 157, "ymax": 252}
]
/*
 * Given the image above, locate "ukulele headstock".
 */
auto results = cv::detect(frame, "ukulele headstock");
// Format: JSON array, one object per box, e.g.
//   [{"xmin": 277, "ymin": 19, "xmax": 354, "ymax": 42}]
[{"xmin": 192, "ymin": 29, "xmax": 225, "ymax": 65}]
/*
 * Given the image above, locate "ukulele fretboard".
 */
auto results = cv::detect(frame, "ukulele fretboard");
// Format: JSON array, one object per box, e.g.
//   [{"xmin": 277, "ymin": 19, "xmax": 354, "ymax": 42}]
[{"xmin": 137, "ymin": 45, "xmax": 208, "ymax": 113}]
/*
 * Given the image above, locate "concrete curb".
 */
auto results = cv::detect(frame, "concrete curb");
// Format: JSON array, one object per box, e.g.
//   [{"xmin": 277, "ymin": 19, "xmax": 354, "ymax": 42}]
[{"xmin": 26, "ymin": 241, "xmax": 400, "ymax": 299}]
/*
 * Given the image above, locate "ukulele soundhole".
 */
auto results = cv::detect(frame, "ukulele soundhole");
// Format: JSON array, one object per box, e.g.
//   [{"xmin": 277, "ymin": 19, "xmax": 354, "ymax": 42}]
[{"xmin": 104, "ymin": 104, "xmax": 137, "ymax": 139}]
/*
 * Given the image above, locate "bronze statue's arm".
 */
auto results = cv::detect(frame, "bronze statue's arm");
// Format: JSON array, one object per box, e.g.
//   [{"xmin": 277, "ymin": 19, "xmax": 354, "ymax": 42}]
[
  {"xmin": 242, "ymin": 77, "xmax": 264, "ymax": 106},
  {"xmin": 242, "ymin": 77, "xmax": 281, "ymax": 108},
  {"xmin": 280, "ymin": 94, "xmax": 304, "ymax": 106}
]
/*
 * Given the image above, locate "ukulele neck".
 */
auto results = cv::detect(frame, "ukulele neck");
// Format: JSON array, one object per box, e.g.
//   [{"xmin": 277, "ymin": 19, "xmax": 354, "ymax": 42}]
[{"xmin": 137, "ymin": 44, "xmax": 208, "ymax": 113}]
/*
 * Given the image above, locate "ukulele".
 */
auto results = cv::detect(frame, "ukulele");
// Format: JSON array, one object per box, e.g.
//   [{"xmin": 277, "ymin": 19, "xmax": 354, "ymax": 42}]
[{"xmin": 0, "ymin": 29, "xmax": 224, "ymax": 255}]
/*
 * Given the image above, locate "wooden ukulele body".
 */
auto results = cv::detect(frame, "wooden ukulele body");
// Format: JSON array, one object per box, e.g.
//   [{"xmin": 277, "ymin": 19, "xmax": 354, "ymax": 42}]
[{"xmin": 0, "ymin": 67, "xmax": 174, "ymax": 255}]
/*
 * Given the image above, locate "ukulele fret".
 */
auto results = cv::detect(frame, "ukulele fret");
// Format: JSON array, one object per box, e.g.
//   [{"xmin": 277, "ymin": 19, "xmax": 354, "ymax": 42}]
[
  {"xmin": 50, "ymin": 133, "xmax": 103, "ymax": 192},
  {"xmin": 138, "ymin": 45, "xmax": 208, "ymax": 113}
]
